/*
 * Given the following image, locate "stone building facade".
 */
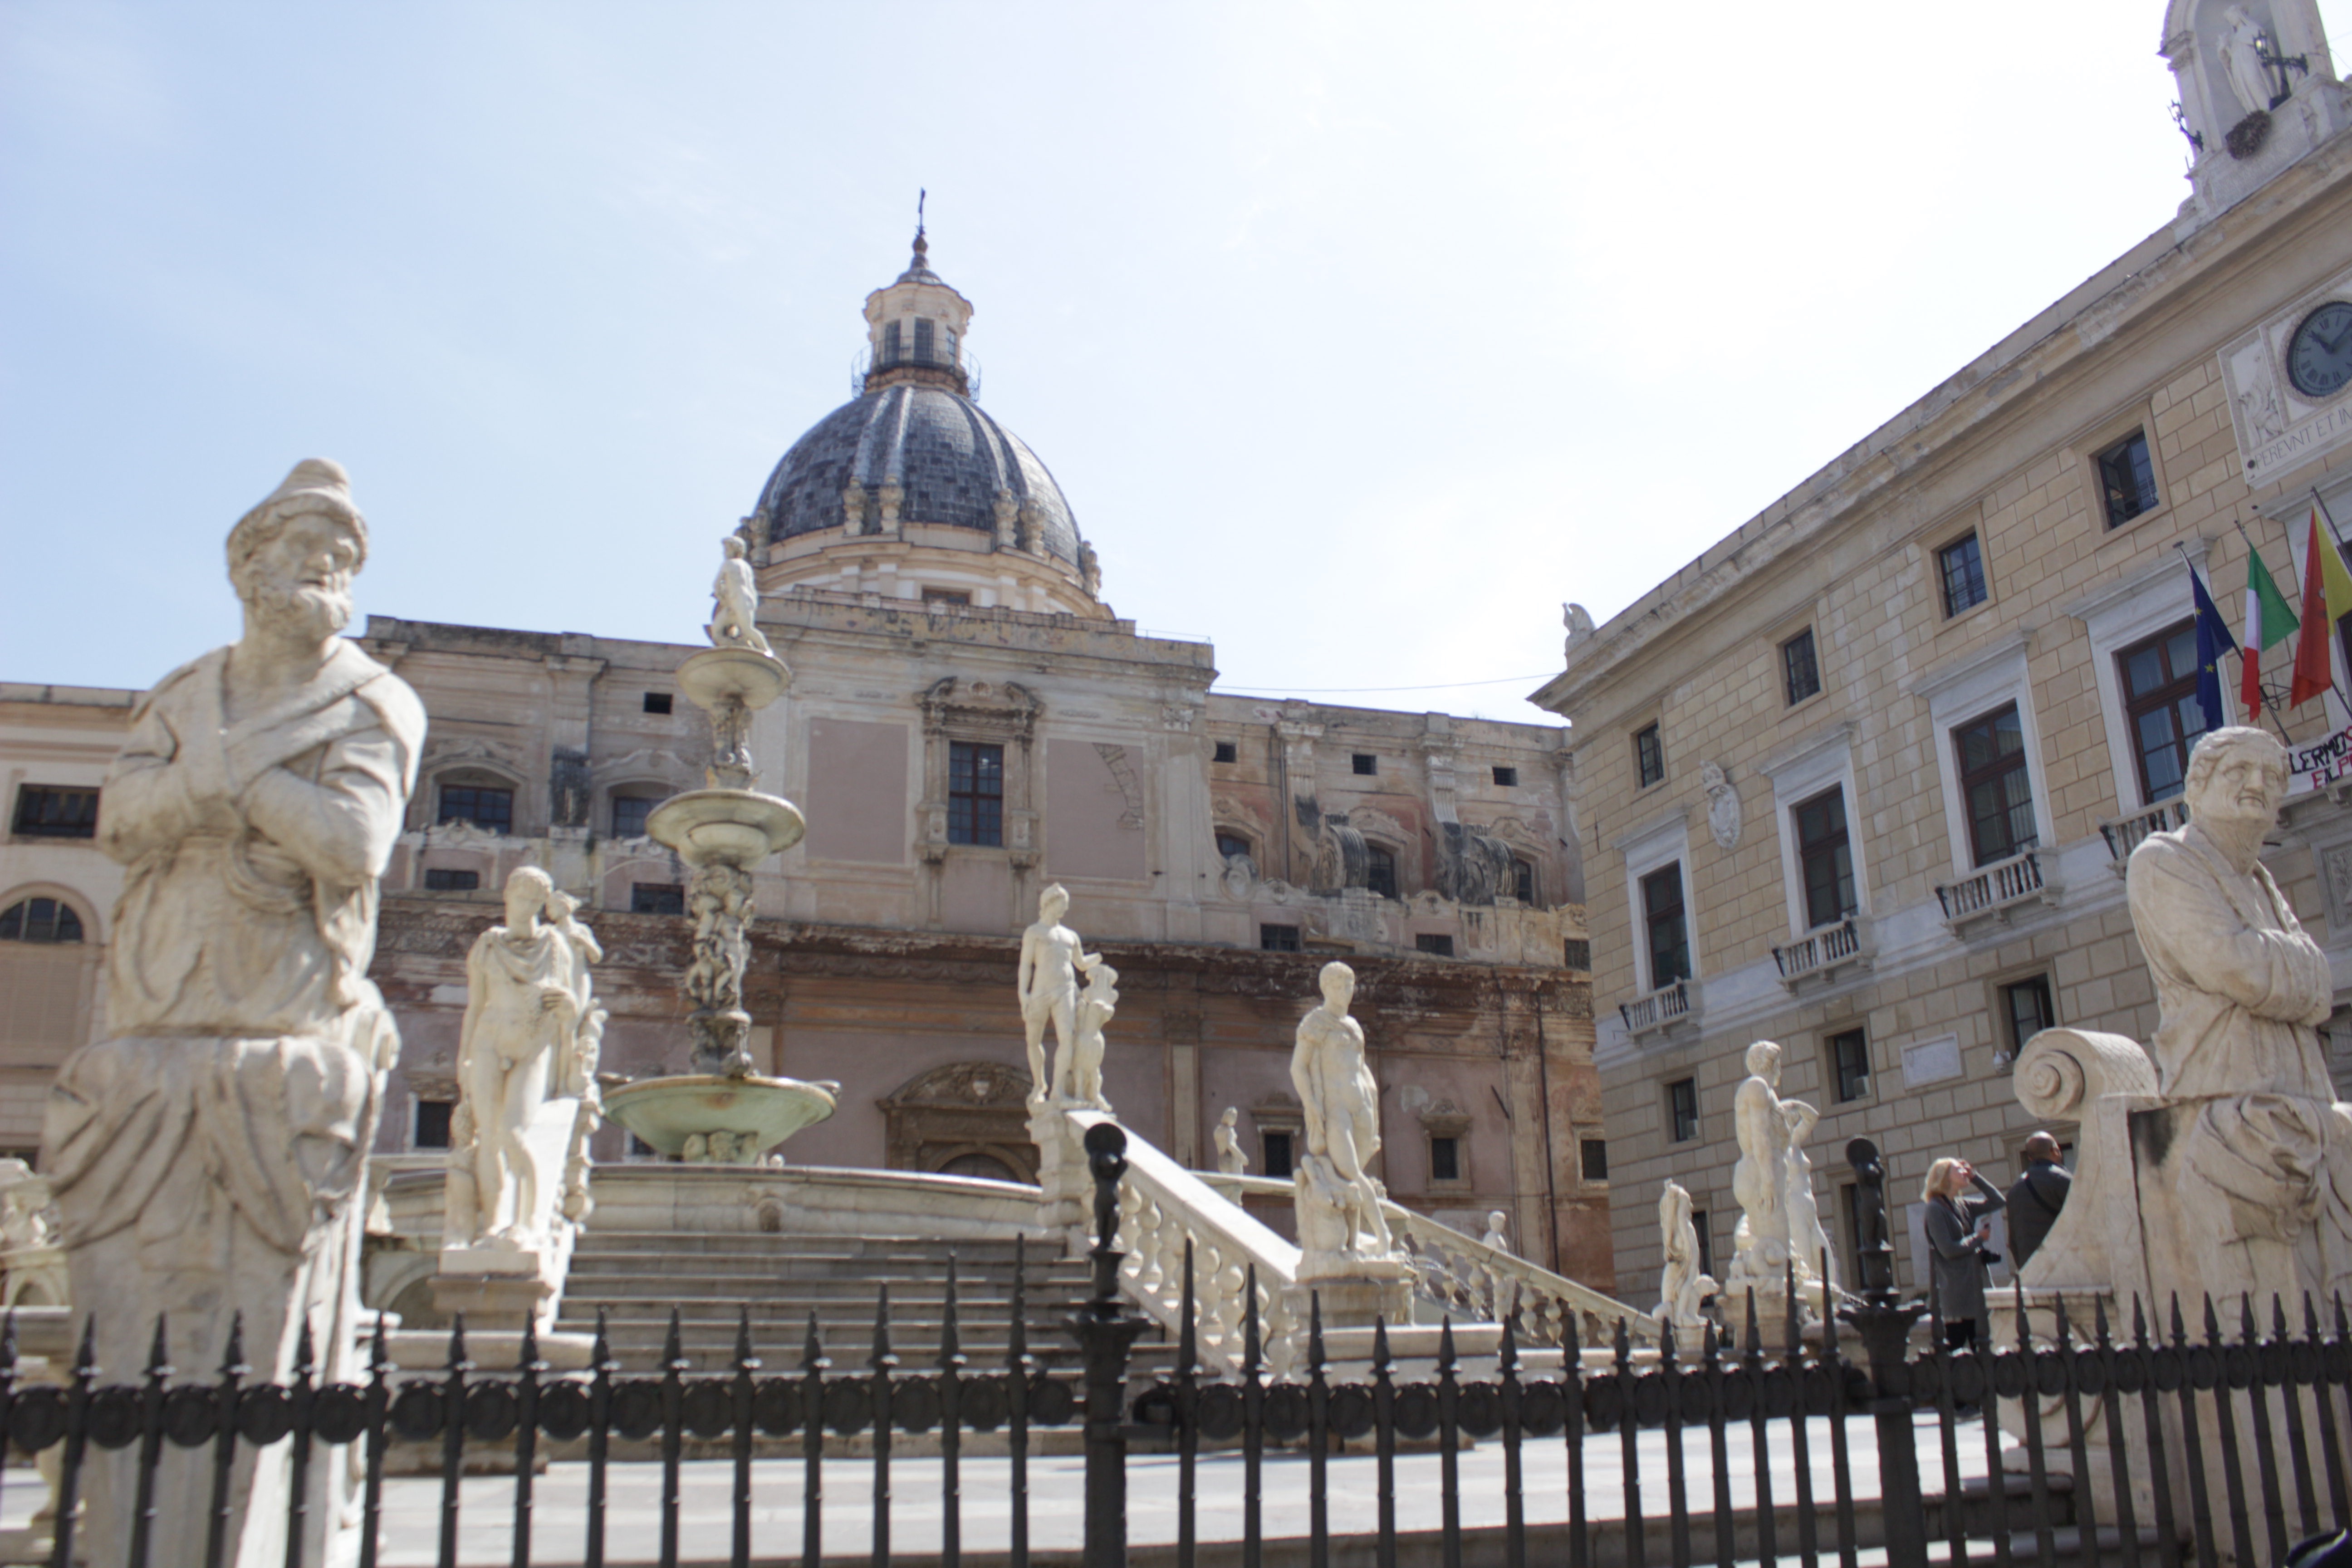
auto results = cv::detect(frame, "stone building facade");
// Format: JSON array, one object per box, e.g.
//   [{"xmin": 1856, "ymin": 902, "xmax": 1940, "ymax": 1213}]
[
  {"xmin": 1531, "ymin": 0, "xmax": 2352, "ymax": 1304},
  {"xmin": 0, "ymin": 235, "xmax": 1613, "ymax": 1284}
]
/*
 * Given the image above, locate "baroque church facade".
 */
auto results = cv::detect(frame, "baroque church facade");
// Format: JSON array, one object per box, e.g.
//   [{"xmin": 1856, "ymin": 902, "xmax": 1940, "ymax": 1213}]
[{"xmin": 0, "ymin": 236, "xmax": 1612, "ymax": 1285}]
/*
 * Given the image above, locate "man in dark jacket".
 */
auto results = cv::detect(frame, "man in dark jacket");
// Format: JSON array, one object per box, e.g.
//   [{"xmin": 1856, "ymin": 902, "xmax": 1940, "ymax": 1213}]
[{"xmin": 2004, "ymin": 1132, "xmax": 2072, "ymax": 1271}]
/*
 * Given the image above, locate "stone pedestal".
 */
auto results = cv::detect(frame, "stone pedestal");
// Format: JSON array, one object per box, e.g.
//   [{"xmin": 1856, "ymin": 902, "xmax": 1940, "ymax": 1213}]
[
  {"xmin": 1030, "ymin": 1102, "xmax": 1091, "ymax": 1253},
  {"xmin": 1285, "ymin": 1258, "xmax": 1415, "ymax": 1333},
  {"xmin": 431, "ymin": 1240, "xmax": 568, "ymax": 1332}
]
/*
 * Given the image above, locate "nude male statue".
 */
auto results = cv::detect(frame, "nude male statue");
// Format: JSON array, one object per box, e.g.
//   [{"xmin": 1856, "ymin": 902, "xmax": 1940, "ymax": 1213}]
[
  {"xmin": 1291, "ymin": 960, "xmax": 1393, "ymax": 1256},
  {"xmin": 1730, "ymin": 1040, "xmax": 1801, "ymax": 1271},
  {"xmin": 710, "ymin": 535, "xmax": 775, "ymax": 657},
  {"xmin": 1016, "ymin": 884, "xmax": 1099, "ymax": 1102},
  {"xmin": 452, "ymin": 867, "xmax": 578, "ymax": 1247}
]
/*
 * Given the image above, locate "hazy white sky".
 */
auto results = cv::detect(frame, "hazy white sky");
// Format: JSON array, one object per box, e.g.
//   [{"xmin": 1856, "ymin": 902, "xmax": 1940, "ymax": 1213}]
[{"xmin": 5, "ymin": 2, "xmax": 2347, "ymax": 725}]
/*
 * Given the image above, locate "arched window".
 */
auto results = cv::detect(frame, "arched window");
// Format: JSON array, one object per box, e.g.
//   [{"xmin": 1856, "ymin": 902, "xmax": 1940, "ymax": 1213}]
[
  {"xmin": 1215, "ymin": 830, "xmax": 1254, "ymax": 862},
  {"xmin": 0, "ymin": 897, "xmax": 83, "ymax": 943},
  {"xmin": 436, "ymin": 769, "xmax": 516, "ymax": 835},
  {"xmin": 1365, "ymin": 843, "xmax": 1397, "ymax": 899}
]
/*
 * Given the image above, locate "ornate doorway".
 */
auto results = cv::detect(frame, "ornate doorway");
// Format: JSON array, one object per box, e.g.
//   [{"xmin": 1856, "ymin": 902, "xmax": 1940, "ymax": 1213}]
[{"xmin": 878, "ymin": 1061, "xmax": 1039, "ymax": 1184}]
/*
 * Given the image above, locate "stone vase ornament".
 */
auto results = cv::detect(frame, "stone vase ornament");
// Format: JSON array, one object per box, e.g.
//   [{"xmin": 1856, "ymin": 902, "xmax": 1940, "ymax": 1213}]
[
  {"xmin": 603, "ymin": 534, "xmax": 838, "ymax": 1165},
  {"xmin": 38, "ymin": 460, "xmax": 423, "ymax": 1568}
]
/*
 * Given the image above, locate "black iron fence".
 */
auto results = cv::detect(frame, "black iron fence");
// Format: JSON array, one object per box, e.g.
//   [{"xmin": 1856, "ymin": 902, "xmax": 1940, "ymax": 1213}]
[{"xmin": 6, "ymin": 1128, "xmax": 2352, "ymax": 1568}]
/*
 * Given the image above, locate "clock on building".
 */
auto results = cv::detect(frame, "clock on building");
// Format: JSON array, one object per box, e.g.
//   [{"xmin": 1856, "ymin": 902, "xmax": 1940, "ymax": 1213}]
[{"xmin": 2287, "ymin": 300, "xmax": 2352, "ymax": 399}]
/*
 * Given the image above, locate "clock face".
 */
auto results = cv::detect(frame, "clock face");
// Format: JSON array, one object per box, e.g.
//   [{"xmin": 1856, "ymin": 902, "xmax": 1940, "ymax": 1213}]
[{"xmin": 2288, "ymin": 301, "xmax": 2352, "ymax": 400}]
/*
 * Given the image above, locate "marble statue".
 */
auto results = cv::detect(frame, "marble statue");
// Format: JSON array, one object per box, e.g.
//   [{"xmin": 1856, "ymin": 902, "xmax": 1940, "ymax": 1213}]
[
  {"xmin": 1725, "ymin": 1040, "xmax": 1828, "ymax": 1308},
  {"xmin": 1655, "ymin": 1180, "xmax": 1719, "ymax": 1332},
  {"xmin": 39, "ymin": 459, "xmax": 421, "ymax": 1567},
  {"xmin": 1062, "ymin": 960, "xmax": 1119, "ymax": 1110},
  {"xmin": 1481, "ymin": 1209, "xmax": 1519, "ymax": 1323},
  {"xmin": 1017, "ymin": 884, "xmax": 1100, "ymax": 1105},
  {"xmin": 2221, "ymin": 4, "xmax": 2275, "ymax": 116},
  {"xmin": 1561, "ymin": 602, "xmax": 1595, "ymax": 655},
  {"xmin": 0, "ymin": 1160, "xmax": 55, "ymax": 1254},
  {"xmin": 548, "ymin": 889, "xmax": 607, "ymax": 1223},
  {"xmin": 1291, "ymin": 960, "xmax": 1395, "ymax": 1269},
  {"xmin": 1214, "ymin": 1107, "xmax": 1248, "ymax": 1175},
  {"xmin": 709, "ymin": 535, "xmax": 775, "ymax": 656},
  {"xmin": 2125, "ymin": 726, "xmax": 2352, "ymax": 1300},
  {"xmin": 445, "ymin": 868, "xmax": 602, "ymax": 1251},
  {"xmin": 685, "ymin": 862, "xmax": 757, "ymax": 1072},
  {"xmin": 1481, "ymin": 1210, "xmax": 1511, "ymax": 1253}
]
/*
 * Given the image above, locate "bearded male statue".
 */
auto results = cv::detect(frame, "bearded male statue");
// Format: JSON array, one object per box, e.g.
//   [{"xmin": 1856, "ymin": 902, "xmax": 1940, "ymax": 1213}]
[{"xmin": 40, "ymin": 460, "xmax": 422, "ymax": 1568}]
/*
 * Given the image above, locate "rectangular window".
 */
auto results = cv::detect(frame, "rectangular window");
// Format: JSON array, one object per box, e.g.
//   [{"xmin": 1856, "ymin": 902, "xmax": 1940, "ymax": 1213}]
[
  {"xmin": 1580, "ymin": 1138, "xmax": 1608, "ymax": 1182},
  {"xmin": 883, "ymin": 320, "xmax": 902, "ymax": 363},
  {"xmin": 2119, "ymin": 620, "xmax": 2209, "ymax": 804},
  {"xmin": 642, "ymin": 692, "xmax": 672, "ymax": 715},
  {"xmin": 1351, "ymin": 753, "xmax": 1377, "ymax": 776},
  {"xmin": 1261, "ymin": 1129, "xmax": 1295, "ymax": 1180},
  {"xmin": 1666, "ymin": 1077, "xmax": 1699, "ymax": 1143},
  {"xmin": 11, "ymin": 784, "xmax": 98, "ymax": 840},
  {"xmin": 438, "ymin": 784, "xmax": 514, "ymax": 835},
  {"xmin": 913, "ymin": 317, "xmax": 935, "ymax": 362},
  {"xmin": 2097, "ymin": 431, "xmax": 2159, "ymax": 527},
  {"xmin": 1492, "ymin": 765, "xmax": 1518, "ymax": 787},
  {"xmin": 2001, "ymin": 974, "xmax": 2056, "ymax": 1058},
  {"xmin": 1828, "ymin": 1027, "xmax": 1870, "ymax": 1102},
  {"xmin": 1641, "ymin": 863, "xmax": 1690, "ymax": 986},
  {"xmin": 1938, "ymin": 534, "xmax": 1988, "ymax": 617},
  {"xmin": 1366, "ymin": 845, "xmax": 1398, "ymax": 898},
  {"xmin": 1691, "ymin": 1209, "xmax": 1713, "ymax": 1280},
  {"xmin": 921, "ymin": 587, "xmax": 971, "ymax": 606},
  {"xmin": 1562, "ymin": 938, "xmax": 1591, "ymax": 970},
  {"xmin": 1781, "ymin": 627, "xmax": 1822, "ymax": 705},
  {"xmin": 413, "ymin": 1099, "xmax": 454, "ymax": 1151},
  {"xmin": 1415, "ymin": 933, "xmax": 1455, "ymax": 957},
  {"xmin": 1634, "ymin": 723, "xmax": 1665, "ymax": 788},
  {"xmin": 1429, "ymin": 1136, "xmax": 1461, "ymax": 1183},
  {"xmin": 423, "ymin": 868, "xmax": 480, "ymax": 892},
  {"xmin": 612, "ymin": 795, "xmax": 657, "ymax": 839},
  {"xmin": 1794, "ymin": 786, "xmax": 1857, "ymax": 929},
  {"xmin": 1214, "ymin": 741, "xmax": 1238, "ymax": 764},
  {"xmin": 1259, "ymin": 923, "xmax": 1301, "ymax": 952},
  {"xmin": 1954, "ymin": 704, "xmax": 2036, "ymax": 866},
  {"xmin": 947, "ymin": 740, "xmax": 1004, "ymax": 847},
  {"xmin": 1512, "ymin": 858, "xmax": 1536, "ymax": 905},
  {"xmin": 631, "ymin": 882, "xmax": 685, "ymax": 916}
]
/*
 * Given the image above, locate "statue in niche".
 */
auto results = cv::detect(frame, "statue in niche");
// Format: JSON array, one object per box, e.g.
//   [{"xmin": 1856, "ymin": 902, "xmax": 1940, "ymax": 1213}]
[
  {"xmin": 446, "ymin": 867, "xmax": 592, "ymax": 1251},
  {"xmin": 1017, "ymin": 883, "xmax": 1100, "ymax": 1105},
  {"xmin": 1291, "ymin": 960, "xmax": 1395, "ymax": 1267},
  {"xmin": 1655, "ymin": 1180, "xmax": 1719, "ymax": 1332},
  {"xmin": 2221, "ymin": 4, "xmax": 2276, "ymax": 116},
  {"xmin": 709, "ymin": 535, "xmax": 775, "ymax": 657},
  {"xmin": 1214, "ymin": 1107, "xmax": 1249, "ymax": 1175},
  {"xmin": 39, "ymin": 459, "xmax": 421, "ymax": 1567},
  {"xmin": 1061, "ymin": 961, "xmax": 1119, "ymax": 1110},
  {"xmin": 2125, "ymin": 727, "xmax": 2352, "ymax": 1300}
]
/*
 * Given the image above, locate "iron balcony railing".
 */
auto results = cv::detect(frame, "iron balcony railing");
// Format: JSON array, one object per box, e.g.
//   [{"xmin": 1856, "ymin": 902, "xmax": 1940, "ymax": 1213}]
[
  {"xmin": 1772, "ymin": 914, "xmax": 1867, "ymax": 985},
  {"xmin": 2100, "ymin": 798, "xmax": 2190, "ymax": 869},
  {"xmin": 1618, "ymin": 975, "xmax": 1693, "ymax": 1037},
  {"xmin": 1934, "ymin": 846, "xmax": 2046, "ymax": 926},
  {"xmin": 15, "ymin": 1126, "xmax": 2352, "ymax": 1568}
]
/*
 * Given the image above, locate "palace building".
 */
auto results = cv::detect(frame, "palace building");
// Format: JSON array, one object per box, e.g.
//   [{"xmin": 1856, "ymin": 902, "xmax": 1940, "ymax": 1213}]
[
  {"xmin": 1530, "ymin": 0, "xmax": 2352, "ymax": 1301},
  {"xmin": 0, "ymin": 232, "xmax": 1614, "ymax": 1285}
]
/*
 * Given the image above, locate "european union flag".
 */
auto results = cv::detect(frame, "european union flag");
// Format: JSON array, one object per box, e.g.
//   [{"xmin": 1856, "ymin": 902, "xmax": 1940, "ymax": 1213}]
[{"xmin": 2189, "ymin": 557, "xmax": 2238, "ymax": 733}]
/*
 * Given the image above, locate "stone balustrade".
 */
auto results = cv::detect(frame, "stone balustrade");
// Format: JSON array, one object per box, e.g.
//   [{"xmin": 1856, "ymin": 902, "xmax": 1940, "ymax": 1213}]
[
  {"xmin": 1933, "ymin": 847, "xmax": 2049, "ymax": 931},
  {"xmin": 1769, "ymin": 915, "xmax": 1870, "ymax": 991},
  {"xmin": 2096, "ymin": 799, "xmax": 2189, "ymax": 872}
]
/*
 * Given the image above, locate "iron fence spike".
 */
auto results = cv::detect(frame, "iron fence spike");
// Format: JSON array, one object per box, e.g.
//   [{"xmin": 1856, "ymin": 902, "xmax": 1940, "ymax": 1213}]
[
  {"xmin": 147, "ymin": 1313, "xmax": 172, "ymax": 1380},
  {"xmin": 74, "ymin": 1312, "xmax": 96, "ymax": 1378},
  {"xmin": 222, "ymin": 1309, "xmax": 247, "ymax": 1376},
  {"xmin": 294, "ymin": 1312, "xmax": 315, "ymax": 1377}
]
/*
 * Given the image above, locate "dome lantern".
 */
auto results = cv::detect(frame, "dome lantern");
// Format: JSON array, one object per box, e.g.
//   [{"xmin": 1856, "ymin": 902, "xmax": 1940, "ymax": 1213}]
[{"xmin": 861, "ymin": 225, "xmax": 974, "ymax": 397}]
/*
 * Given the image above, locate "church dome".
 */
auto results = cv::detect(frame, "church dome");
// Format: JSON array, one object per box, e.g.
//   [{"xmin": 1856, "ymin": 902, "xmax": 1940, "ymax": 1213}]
[{"xmin": 753, "ymin": 382, "xmax": 1081, "ymax": 565}]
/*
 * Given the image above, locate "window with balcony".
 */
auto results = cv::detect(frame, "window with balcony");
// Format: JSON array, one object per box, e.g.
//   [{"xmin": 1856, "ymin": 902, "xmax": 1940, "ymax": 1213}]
[
  {"xmin": 1642, "ymin": 863, "xmax": 1690, "ymax": 987},
  {"xmin": 1827, "ymin": 1028, "xmax": 1870, "ymax": 1102},
  {"xmin": 1365, "ymin": 843, "xmax": 1397, "ymax": 898},
  {"xmin": 11, "ymin": 785, "xmax": 98, "ymax": 840},
  {"xmin": 1634, "ymin": 723, "xmax": 1665, "ymax": 788},
  {"xmin": 947, "ymin": 740, "xmax": 1004, "ymax": 847},
  {"xmin": 2119, "ymin": 620, "xmax": 2208, "ymax": 804},
  {"xmin": 1938, "ymin": 533, "xmax": 1988, "ymax": 617},
  {"xmin": 1781, "ymin": 627, "xmax": 1821, "ymax": 705},
  {"xmin": 1954, "ymin": 705, "xmax": 2036, "ymax": 866},
  {"xmin": 1794, "ymin": 786, "xmax": 1856, "ymax": 929},
  {"xmin": 1666, "ymin": 1077, "xmax": 1699, "ymax": 1144},
  {"xmin": 2097, "ymin": 431, "xmax": 2159, "ymax": 527}
]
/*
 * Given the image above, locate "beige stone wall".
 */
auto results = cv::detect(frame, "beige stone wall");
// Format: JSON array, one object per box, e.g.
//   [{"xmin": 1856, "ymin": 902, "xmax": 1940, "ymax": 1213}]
[{"xmin": 1538, "ymin": 131, "xmax": 2352, "ymax": 1306}]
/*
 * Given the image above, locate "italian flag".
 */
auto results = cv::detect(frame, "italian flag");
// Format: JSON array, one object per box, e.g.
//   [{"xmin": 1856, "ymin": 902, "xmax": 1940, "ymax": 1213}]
[
  {"xmin": 2291, "ymin": 505, "xmax": 2352, "ymax": 708},
  {"xmin": 2243, "ymin": 543, "xmax": 2299, "ymax": 715}
]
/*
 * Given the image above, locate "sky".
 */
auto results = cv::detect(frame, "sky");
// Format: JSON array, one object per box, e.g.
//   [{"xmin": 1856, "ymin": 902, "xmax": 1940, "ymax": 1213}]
[{"xmin": 5, "ymin": 1, "xmax": 2348, "ymax": 727}]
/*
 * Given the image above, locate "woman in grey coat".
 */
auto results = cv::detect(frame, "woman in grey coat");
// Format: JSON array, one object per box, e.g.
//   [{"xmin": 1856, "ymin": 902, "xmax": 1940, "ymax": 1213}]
[{"xmin": 1922, "ymin": 1156, "xmax": 2005, "ymax": 1349}]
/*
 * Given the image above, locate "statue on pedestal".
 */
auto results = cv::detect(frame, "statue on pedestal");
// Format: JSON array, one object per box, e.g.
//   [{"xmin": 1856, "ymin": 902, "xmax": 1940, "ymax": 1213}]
[
  {"xmin": 1724, "ymin": 1040, "xmax": 1829, "ymax": 1322},
  {"xmin": 1291, "ymin": 961, "xmax": 1396, "ymax": 1273},
  {"xmin": 708, "ymin": 535, "xmax": 774, "ymax": 657},
  {"xmin": 1214, "ymin": 1107, "xmax": 1248, "ymax": 1175},
  {"xmin": 1017, "ymin": 884, "xmax": 1099, "ymax": 1105},
  {"xmin": 1062, "ymin": 960, "xmax": 1119, "ymax": 1111},
  {"xmin": 1655, "ymin": 1179, "xmax": 1718, "ymax": 1335},
  {"xmin": 39, "ymin": 459, "xmax": 421, "ymax": 1568}
]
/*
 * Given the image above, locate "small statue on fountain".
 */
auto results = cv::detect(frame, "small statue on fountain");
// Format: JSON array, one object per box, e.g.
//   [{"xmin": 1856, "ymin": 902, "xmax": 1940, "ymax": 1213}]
[{"xmin": 709, "ymin": 535, "xmax": 775, "ymax": 657}]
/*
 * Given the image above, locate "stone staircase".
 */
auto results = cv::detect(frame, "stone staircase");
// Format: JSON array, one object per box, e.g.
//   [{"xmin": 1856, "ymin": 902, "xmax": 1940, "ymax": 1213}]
[{"xmin": 554, "ymin": 1231, "xmax": 1166, "ymax": 1376}]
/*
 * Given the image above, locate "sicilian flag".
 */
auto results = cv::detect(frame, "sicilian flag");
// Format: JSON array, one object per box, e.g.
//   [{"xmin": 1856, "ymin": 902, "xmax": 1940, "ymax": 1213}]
[
  {"xmin": 2289, "ymin": 505, "xmax": 2352, "ymax": 707},
  {"xmin": 2189, "ymin": 557, "xmax": 2238, "ymax": 733},
  {"xmin": 2242, "ymin": 544, "xmax": 2299, "ymax": 715}
]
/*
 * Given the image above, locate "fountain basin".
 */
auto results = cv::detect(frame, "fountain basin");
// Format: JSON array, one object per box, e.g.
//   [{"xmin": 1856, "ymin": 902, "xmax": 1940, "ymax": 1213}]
[
  {"xmin": 603, "ymin": 1074, "xmax": 839, "ymax": 1164},
  {"xmin": 648, "ymin": 789, "xmax": 804, "ymax": 865},
  {"xmin": 675, "ymin": 644, "xmax": 791, "ymax": 712}
]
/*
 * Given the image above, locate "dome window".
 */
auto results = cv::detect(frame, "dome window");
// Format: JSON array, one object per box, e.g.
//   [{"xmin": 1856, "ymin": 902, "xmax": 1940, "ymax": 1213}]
[
  {"xmin": 883, "ymin": 321, "xmax": 902, "ymax": 364},
  {"xmin": 913, "ymin": 318, "xmax": 936, "ymax": 363}
]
